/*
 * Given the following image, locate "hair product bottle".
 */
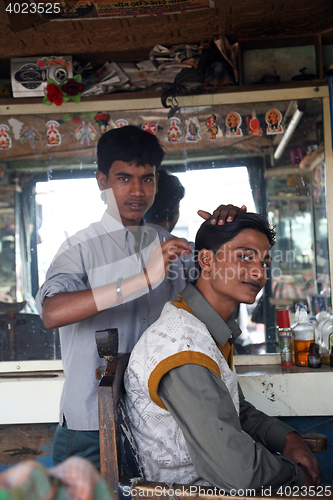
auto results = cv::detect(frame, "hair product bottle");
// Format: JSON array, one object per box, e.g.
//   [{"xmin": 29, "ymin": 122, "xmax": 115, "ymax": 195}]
[
  {"xmin": 292, "ymin": 307, "xmax": 315, "ymax": 366},
  {"xmin": 276, "ymin": 309, "xmax": 293, "ymax": 367}
]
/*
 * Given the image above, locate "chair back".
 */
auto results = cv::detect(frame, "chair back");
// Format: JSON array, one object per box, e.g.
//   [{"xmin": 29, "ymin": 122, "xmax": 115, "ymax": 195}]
[{"xmin": 98, "ymin": 353, "xmax": 144, "ymax": 499}]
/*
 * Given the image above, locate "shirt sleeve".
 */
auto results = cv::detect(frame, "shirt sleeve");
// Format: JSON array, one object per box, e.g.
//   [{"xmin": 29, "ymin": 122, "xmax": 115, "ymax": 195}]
[
  {"xmin": 238, "ymin": 384, "xmax": 299, "ymax": 453},
  {"xmin": 35, "ymin": 241, "xmax": 88, "ymax": 314},
  {"xmin": 158, "ymin": 363, "xmax": 305, "ymax": 491}
]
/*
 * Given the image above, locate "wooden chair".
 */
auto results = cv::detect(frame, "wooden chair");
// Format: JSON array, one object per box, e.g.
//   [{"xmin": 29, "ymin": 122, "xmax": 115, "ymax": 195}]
[{"xmin": 96, "ymin": 330, "xmax": 329, "ymax": 500}]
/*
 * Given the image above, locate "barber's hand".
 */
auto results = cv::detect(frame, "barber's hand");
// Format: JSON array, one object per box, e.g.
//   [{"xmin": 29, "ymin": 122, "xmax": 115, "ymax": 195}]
[
  {"xmin": 198, "ymin": 204, "xmax": 247, "ymax": 225},
  {"xmin": 282, "ymin": 432, "xmax": 321, "ymax": 486},
  {"xmin": 146, "ymin": 238, "xmax": 192, "ymax": 286}
]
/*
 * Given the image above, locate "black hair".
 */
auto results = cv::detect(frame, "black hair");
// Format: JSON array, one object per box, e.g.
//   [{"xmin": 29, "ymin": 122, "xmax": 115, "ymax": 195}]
[
  {"xmin": 97, "ymin": 125, "xmax": 165, "ymax": 176},
  {"xmin": 195, "ymin": 212, "xmax": 275, "ymax": 274},
  {"xmin": 144, "ymin": 170, "xmax": 185, "ymax": 223}
]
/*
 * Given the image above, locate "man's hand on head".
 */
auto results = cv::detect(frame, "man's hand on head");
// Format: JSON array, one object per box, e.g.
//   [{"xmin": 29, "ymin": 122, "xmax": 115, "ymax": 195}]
[
  {"xmin": 198, "ymin": 204, "xmax": 247, "ymax": 225},
  {"xmin": 146, "ymin": 237, "xmax": 192, "ymax": 286},
  {"xmin": 282, "ymin": 431, "xmax": 321, "ymax": 486}
]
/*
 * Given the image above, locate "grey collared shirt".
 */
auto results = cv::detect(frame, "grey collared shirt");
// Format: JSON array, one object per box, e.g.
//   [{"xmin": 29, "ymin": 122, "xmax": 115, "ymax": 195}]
[
  {"xmin": 35, "ymin": 211, "xmax": 193, "ymax": 431},
  {"xmin": 158, "ymin": 283, "xmax": 305, "ymax": 490}
]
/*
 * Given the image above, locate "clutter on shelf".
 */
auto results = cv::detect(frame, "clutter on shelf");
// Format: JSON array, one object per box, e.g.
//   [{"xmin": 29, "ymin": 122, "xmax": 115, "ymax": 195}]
[{"xmin": 7, "ymin": 37, "xmax": 239, "ymax": 106}]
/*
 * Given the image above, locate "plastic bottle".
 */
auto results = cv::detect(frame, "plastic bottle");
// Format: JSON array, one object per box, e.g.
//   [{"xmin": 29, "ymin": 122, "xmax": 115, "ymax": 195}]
[
  {"xmin": 290, "ymin": 303, "xmax": 302, "ymax": 330},
  {"xmin": 276, "ymin": 309, "xmax": 293, "ymax": 367},
  {"xmin": 292, "ymin": 307, "xmax": 315, "ymax": 367},
  {"xmin": 320, "ymin": 311, "xmax": 333, "ymax": 364},
  {"xmin": 316, "ymin": 309, "xmax": 331, "ymax": 353}
]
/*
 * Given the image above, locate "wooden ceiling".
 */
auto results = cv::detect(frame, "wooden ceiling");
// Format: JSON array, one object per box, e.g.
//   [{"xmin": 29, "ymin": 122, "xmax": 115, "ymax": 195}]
[{"xmin": 0, "ymin": 0, "xmax": 333, "ymax": 79}]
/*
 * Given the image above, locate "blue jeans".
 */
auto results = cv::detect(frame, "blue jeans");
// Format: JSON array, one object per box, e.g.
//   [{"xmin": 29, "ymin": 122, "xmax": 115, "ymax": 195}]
[{"xmin": 52, "ymin": 420, "xmax": 100, "ymax": 471}]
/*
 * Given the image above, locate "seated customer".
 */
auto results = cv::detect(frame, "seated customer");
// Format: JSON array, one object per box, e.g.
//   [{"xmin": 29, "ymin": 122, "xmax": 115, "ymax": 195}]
[{"xmin": 124, "ymin": 213, "xmax": 320, "ymax": 491}]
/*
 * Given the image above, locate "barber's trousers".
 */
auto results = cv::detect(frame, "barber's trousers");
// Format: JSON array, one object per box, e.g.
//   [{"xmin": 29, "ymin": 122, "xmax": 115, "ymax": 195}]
[{"xmin": 52, "ymin": 420, "xmax": 100, "ymax": 471}]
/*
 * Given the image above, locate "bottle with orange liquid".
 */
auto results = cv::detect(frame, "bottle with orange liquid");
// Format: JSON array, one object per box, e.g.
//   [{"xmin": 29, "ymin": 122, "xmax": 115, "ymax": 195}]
[{"xmin": 292, "ymin": 306, "xmax": 315, "ymax": 367}]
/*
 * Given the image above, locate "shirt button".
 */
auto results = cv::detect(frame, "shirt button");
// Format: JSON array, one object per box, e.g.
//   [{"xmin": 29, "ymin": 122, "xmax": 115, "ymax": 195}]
[{"xmin": 143, "ymin": 319, "xmax": 146, "ymax": 323}]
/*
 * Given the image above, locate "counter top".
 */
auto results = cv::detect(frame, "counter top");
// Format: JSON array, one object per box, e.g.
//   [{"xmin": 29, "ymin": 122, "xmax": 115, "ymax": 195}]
[{"xmin": 237, "ymin": 363, "xmax": 333, "ymax": 417}]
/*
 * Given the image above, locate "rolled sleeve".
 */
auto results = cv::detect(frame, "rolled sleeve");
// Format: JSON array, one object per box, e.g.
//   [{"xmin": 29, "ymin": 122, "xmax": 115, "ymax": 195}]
[{"xmin": 35, "ymin": 241, "xmax": 87, "ymax": 314}]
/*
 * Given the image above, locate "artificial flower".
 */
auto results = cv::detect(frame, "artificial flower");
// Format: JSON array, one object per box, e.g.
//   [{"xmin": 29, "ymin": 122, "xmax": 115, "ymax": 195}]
[
  {"xmin": 45, "ymin": 82, "xmax": 63, "ymax": 106},
  {"xmin": 62, "ymin": 78, "xmax": 83, "ymax": 96},
  {"xmin": 43, "ymin": 74, "xmax": 83, "ymax": 106}
]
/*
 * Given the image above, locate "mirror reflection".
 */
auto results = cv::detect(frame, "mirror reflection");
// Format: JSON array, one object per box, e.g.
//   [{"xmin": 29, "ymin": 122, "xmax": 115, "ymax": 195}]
[{"xmin": 0, "ymin": 96, "xmax": 328, "ymax": 360}]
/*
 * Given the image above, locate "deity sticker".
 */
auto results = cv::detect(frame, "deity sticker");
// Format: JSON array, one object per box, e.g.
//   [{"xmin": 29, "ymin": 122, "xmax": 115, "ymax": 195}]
[
  {"xmin": 115, "ymin": 119, "xmax": 129, "ymax": 128},
  {"xmin": 20, "ymin": 126, "xmax": 41, "ymax": 149},
  {"xmin": 246, "ymin": 111, "xmax": 263, "ymax": 136},
  {"xmin": 185, "ymin": 117, "xmax": 201, "ymax": 143},
  {"xmin": 142, "ymin": 122, "xmax": 158, "ymax": 135},
  {"xmin": 167, "ymin": 117, "xmax": 181, "ymax": 143},
  {"xmin": 46, "ymin": 120, "xmax": 61, "ymax": 146},
  {"xmin": 205, "ymin": 114, "xmax": 220, "ymax": 139},
  {"xmin": 225, "ymin": 112, "xmax": 243, "ymax": 137},
  {"xmin": 0, "ymin": 125, "xmax": 11, "ymax": 149},
  {"xmin": 266, "ymin": 109, "xmax": 283, "ymax": 135},
  {"xmin": 94, "ymin": 112, "xmax": 111, "ymax": 134},
  {"xmin": 75, "ymin": 122, "xmax": 97, "ymax": 145}
]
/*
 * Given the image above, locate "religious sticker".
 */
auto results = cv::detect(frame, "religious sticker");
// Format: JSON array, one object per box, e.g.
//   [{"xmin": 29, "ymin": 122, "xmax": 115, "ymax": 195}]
[
  {"xmin": 246, "ymin": 111, "xmax": 263, "ymax": 136},
  {"xmin": 266, "ymin": 109, "xmax": 284, "ymax": 135},
  {"xmin": 20, "ymin": 126, "xmax": 41, "ymax": 149},
  {"xmin": 167, "ymin": 117, "xmax": 181, "ymax": 143},
  {"xmin": 115, "ymin": 119, "xmax": 129, "ymax": 128},
  {"xmin": 94, "ymin": 112, "xmax": 111, "ymax": 134},
  {"xmin": 205, "ymin": 114, "xmax": 220, "ymax": 139},
  {"xmin": 225, "ymin": 112, "xmax": 243, "ymax": 137},
  {"xmin": 46, "ymin": 120, "xmax": 61, "ymax": 146},
  {"xmin": 75, "ymin": 122, "xmax": 97, "ymax": 145},
  {"xmin": 0, "ymin": 125, "xmax": 11, "ymax": 149},
  {"xmin": 142, "ymin": 122, "xmax": 158, "ymax": 135},
  {"xmin": 185, "ymin": 117, "xmax": 201, "ymax": 143}
]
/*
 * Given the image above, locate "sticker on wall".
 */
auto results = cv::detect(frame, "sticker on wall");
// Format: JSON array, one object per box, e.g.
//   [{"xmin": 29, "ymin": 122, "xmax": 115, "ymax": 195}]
[
  {"xmin": 167, "ymin": 117, "xmax": 181, "ymax": 143},
  {"xmin": 115, "ymin": 119, "xmax": 128, "ymax": 128},
  {"xmin": 20, "ymin": 126, "xmax": 41, "ymax": 149},
  {"xmin": 205, "ymin": 114, "xmax": 220, "ymax": 139},
  {"xmin": 265, "ymin": 109, "xmax": 283, "ymax": 135},
  {"xmin": 185, "ymin": 117, "xmax": 201, "ymax": 142},
  {"xmin": 0, "ymin": 125, "xmax": 11, "ymax": 149},
  {"xmin": 225, "ymin": 112, "xmax": 243, "ymax": 137},
  {"xmin": 8, "ymin": 118, "xmax": 24, "ymax": 140},
  {"xmin": 94, "ymin": 112, "xmax": 111, "ymax": 134},
  {"xmin": 246, "ymin": 111, "xmax": 263, "ymax": 136},
  {"xmin": 46, "ymin": 120, "xmax": 61, "ymax": 146},
  {"xmin": 75, "ymin": 122, "xmax": 97, "ymax": 145},
  {"xmin": 142, "ymin": 122, "xmax": 158, "ymax": 135}
]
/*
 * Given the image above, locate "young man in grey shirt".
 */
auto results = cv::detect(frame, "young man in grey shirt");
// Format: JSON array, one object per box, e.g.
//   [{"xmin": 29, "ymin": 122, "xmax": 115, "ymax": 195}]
[{"xmin": 125, "ymin": 213, "xmax": 321, "ymax": 491}]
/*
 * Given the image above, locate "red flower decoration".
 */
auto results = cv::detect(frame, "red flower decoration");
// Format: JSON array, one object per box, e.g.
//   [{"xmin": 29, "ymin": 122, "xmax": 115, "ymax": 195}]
[
  {"xmin": 46, "ymin": 83, "xmax": 63, "ymax": 106},
  {"xmin": 62, "ymin": 78, "xmax": 83, "ymax": 96}
]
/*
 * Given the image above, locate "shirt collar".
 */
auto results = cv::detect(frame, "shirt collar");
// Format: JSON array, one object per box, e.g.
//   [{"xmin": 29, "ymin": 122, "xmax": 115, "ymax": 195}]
[
  {"xmin": 100, "ymin": 210, "xmax": 151, "ymax": 250},
  {"xmin": 180, "ymin": 283, "xmax": 242, "ymax": 347}
]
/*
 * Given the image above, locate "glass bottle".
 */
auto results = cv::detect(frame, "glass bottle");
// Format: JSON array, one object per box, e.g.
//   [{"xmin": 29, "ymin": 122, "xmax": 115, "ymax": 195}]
[
  {"xmin": 276, "ymin": 309, "xmax": 293, "ymax": 367},
  {"xmin": 292, "ymin": 307, "xmax": 315, "ymax": 367},
  {"xmin": 308, "ymin": 342, "xmax": 321, "ymax": 368}
]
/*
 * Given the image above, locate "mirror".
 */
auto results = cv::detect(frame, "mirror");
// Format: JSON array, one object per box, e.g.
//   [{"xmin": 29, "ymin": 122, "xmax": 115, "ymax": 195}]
[{"xmin": 0, "ymin": 94, "xmax": 328, "ymax": 361}]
